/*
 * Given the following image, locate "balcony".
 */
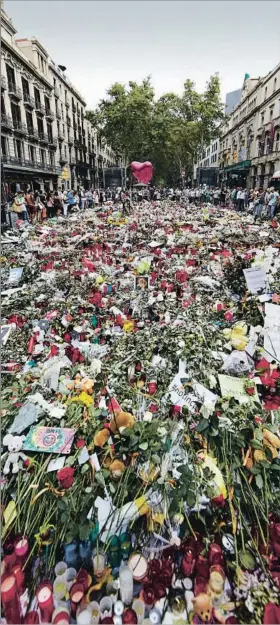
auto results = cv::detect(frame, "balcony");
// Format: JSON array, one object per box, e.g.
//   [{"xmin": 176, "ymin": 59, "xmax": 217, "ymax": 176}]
[
  {"xmin": 68, "ymin": 134, "xmax": 74, "ymax": 145},
  {"xmin": 27, "ymin": 126, "xmax": 39, "ymax": 141},
  {"xmin": 8, "ymin": 82, "xmax": 22, "ymax": 99},
  {"xmin": 1, "ymin": 76, "xmax": 7, "ymax": 90},
  {"xmin": 77, "ymin": 160, "xmax": 90, "ymax": 169},
  {"xmin": 2, "ymin": 155, "xmax": 61, "ymax": 174},
  {"xmin": 1, "ymin": 113, "xmax": 13, "ymax": 129},
  {"xmin": 65, "ymin": 96, "xmax": 70, "ymax": 108},
  {"xmin": 23, "ymin": 92, "xmax": 35, "ymax": 108},
  {"xmin": 46, "ymin": 108, "xmax": 55, "ymax": 121},
  {"xmin": 54, "ymin": 86, "xmax": 59, "ymax": 98},
  {"xmin": 48, "ymin": 136, "xmax": 58, "ymax": 149},
  {"xmin": 59, "ymin": 154, "xmax": 68, "ymax": 166},
  {"xmin": 66, "ymin": 116, "xmax": 71, "ymax": 127},
  {"xmin": 35, "ymin": 101, "xmax": 45, "ymax": 115},
  {"xmin": 58, "ymin": 129, "xmax": 65, "ymax": 141},
  {"xmin": 56, "ymin": 108, "xmax": 62, "ymax": 119},
  {"xmin": 13, "ymin": 120, "xmax": 28, "ymax": 135},
  {"xmin": 39, "ymin": 133, "xmax": 49, "ymax": 144}
]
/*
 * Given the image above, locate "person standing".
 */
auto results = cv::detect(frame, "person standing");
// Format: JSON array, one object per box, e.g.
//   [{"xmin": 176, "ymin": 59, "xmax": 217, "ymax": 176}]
[
  {"xmin": 25, "ymin": 189, "xmax": 36, "ymax": 223},
  {"xmin": 11, "ymin": 190, "xmax": 27, "ymax": 222},
  {"xmin": 67, "ymin": 189, "xmax": 76, "ymax": 213},
  {"xmin": 268, "ymin": 187, "xmax": 279, "ymax": 220},
  {"xmin": 99, "ymin": 190, "xmax": 104, "ymax": 206}
]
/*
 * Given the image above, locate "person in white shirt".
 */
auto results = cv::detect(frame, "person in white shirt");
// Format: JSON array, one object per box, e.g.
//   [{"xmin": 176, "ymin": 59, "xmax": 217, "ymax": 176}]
[
  {"xmin": 236, "ymin": 188, "xmax": 245, "ymax": 211},
  {"xmin": 268, "ymin": 188, "xmax": 279, "ymax": 219}
]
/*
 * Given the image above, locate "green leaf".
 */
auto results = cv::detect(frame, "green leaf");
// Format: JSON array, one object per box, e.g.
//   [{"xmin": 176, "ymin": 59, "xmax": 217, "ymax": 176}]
[
  {"xmin": 196, "ymin": 418, "xmax": 209, "ymax": 433},
  {"xmin": 139, "ymin": 441, "xmax": 148, "ymax": 451},
  {"xmin": 271, "ymin": 463, "xmax": 280, "ymax": 471},
  {"xmin": 65, "ymin": 455, "xmax": 75, "ymax": 466},
  {"xmin": 255, "ymin": 474, "xmax": 263, "ymax": 489},
  {"xmin": 250, "ymin": 440, "xmax": 264, "ymax": 450},
  {"xmin": 81, "ymin": 464, "xmax": 90, "ymax": 474}
]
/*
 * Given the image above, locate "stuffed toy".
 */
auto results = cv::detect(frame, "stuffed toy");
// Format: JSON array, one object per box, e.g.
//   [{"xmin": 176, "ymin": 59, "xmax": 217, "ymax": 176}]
[{"xmin": 2, "ymin": 434, "xmax": 28, "ymax": 474}]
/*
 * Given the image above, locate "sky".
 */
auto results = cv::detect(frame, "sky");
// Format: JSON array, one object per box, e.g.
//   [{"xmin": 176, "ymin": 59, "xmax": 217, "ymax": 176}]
[{"xmin": 4, "ymin": 0, "xmax": 280, "ymax": 110}]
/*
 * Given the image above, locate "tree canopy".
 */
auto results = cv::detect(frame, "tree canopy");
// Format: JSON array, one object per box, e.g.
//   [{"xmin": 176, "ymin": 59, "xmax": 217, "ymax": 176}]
[{"xmin": 86, "ymin": 75, "xmax": 224, "ymax": 184}]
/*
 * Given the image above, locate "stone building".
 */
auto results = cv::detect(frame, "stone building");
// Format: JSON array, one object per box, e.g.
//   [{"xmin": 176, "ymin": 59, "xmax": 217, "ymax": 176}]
[
  {"xmin": 1, "ymin": 5, "xmax": 118, "ymax": 193},
  {"xmin": 219, "ymin": 66, "xmax": 280, "ymax": 189}
]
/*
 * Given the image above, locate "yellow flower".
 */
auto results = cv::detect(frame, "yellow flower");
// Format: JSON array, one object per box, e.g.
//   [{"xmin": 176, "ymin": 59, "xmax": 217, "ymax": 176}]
[
  {"xmin": 71, "ymin": 392, "xmax": 93, "ymax": 407},
  {"xmin": 197, "ymin": 452, "xmax": 227, "ymax": 499},
  {"xmin": 96, "ymin": 275, "xmax": 104, "ymax": 285},
  {"xmin": 123, "ymin": 320, "xmax": 134, "ymax": 333}
]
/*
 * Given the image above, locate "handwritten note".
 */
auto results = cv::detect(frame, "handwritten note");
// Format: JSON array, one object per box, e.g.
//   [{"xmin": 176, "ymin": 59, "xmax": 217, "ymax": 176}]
[
  {"xmin": 243, "ymin": 267, "xmax": 267, "ymax": 294},
  {"xmin": 218, "ymin": 374, "xmax": 259, "ymax": 403}
]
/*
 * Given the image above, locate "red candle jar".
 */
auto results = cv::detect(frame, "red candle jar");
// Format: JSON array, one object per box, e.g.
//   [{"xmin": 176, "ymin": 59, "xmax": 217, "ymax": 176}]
[
  {"xmin": 181, "ymin": 550, "xmax": 195, "ymax": 577},
  {"xmin": 142, "ymin": 583, "xmax": 155, "ymax": 606},
  {"xmin": 1, "ymin": 574, "xmax": 22, "ymax": 625},
  {"xmin": 14, "ymin": 536, "xmax": 29, "ymax": 564},
  {"xmin": 209, "ymin": 543, "xmax": 223, "ymax": 566},
  {"xmin": 70, "ymin": 582, "xmax": 84, "ymax": 617},
  {"xmin": 12, "ymin": 564, "xmax": 25, "ymax": 595},
  {"xmin": 123, "ymin": 609, "xmax": 137, "ymax": 624},
  {"xmin": 76, "ymin": 569, "xmax": 90, "ymax": 592},
  {"xmin": 148, "ymin": 559, "xmax": 161, "ymax": 578},
  {"xmin": 148, "ymin": 380, "xmax": 157, "ymax": 395},
  {"xmin": 36, "ymin": 582, "xmax": 54, "ymax": 624},
  {"xmin": 52, "ymin": 607, "xmax": 70, "ymax": 624},
  {"xmin": 24, "ymin": 611, "xmax": 40, "ymax": 624},
  {"xmin": 4, "ymin": 552, "xmax": 17, "ymax": 573},
  {"xmin": 154, "ymin": 582, "xmax": 166, "ymax": 600}
]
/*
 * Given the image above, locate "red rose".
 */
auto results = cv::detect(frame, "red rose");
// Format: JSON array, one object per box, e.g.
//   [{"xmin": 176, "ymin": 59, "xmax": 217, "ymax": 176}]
[
  {"xmin": 211, "ymin": 494, "xmax": 226, "ymax": 508},
  {"xmin": 264, "ymin": 603, "xmax": 280, "ymax": 625},
  {"xmin": 57, "ymin": 467, "xmax": 74, "ymax": 489},
  {"xmin": 76, "ymin": 439, "xmax": 86, "ymax": 449}
]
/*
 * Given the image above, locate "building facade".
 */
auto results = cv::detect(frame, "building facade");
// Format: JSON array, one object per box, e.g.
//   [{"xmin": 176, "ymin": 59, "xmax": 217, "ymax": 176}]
[
  {"xmin": 219, "ymin": 66, "xmax": 280, "ymax": 189},
  {"xmin": 225, "ymin": 88, "xmax": 242, "ymax": 116},
  {"xmin": 1, "ymin": 5, "xmax": 119, "ymax": 193},
  {"xmin": 193, "ymin": 139, "xmax": 220, "ymax": 186}
]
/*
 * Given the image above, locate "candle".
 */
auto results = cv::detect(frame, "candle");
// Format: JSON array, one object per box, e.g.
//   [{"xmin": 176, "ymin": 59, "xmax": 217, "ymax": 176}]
[
  {"xmin": 1, "ymin": 574, "xmax": 22, "ymax": 625},
  {"xmin": 88, "ymin": 601, "xmax": 100, "ymax": 625},
  {"xmin": 132, "ymin": 599, "xmax": 145, "ymax": 623},
  {"xmin": 92, "ymin": 550, "xmax": 106, "ymax": 578},
  {"xmin": 15, "ymin": 537, "xmax": 29, "ymax": 564},
  {"xmin": 76, "ymin": 609, "xmax": 92, "ymax": 625},
  {"xmin": 128, "ymin": 553, "xmax": 148, "ymax": 582},
  {"xmin": 12, "ymin": 564, "xmax": 25, "ymax": 595},
  {"xmin": 52, "ymin": 606, "xmax": 70, "ymax": 624},
  {"xmin": 24, "ymin": 611, "xmax": 40, "ymax": 624},
  {"xmin": 54, "ymin": 562, "xmax": 67, "ymax": 579},
  {"xmin": 100, "ymin": 596, "xmax": 113, "ymax": 618},
  {"xmin": 119, "ymin": 566, "xmax": 133, "ymax": 605},
  {"xmin": 70, "ymin": 582, "xmax": 84, "ymax": 617},
  {"xmin": 37, "ymin": 583, "xmax": 54, "ymax": 624},
  {"xmin": 53, "ymin": 578, "xmax": 67, "ymax": 600}
]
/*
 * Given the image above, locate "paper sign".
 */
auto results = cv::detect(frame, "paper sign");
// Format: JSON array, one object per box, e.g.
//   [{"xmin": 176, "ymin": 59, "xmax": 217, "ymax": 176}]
[
  {"xmin": 218, "ymin": 375, "xmax": 259, "ymax": 403},
  {"xmin": 243, "ymin": 267, "xmax": 267, "ymax": 294},
  {"xmin": 23, "ymin": 426, "xmax": 75, "ymax": 454},
  {"xmin": 0, "ymin": 325, "xmax": 12, "ymax": 346},
  {"xmin": 8, "ymin": 267, "xmax": 23, "ymax": 284},
  {"xmin": 47, "ymin": 457, "xmax": 65, "ymax": 472},
  {"xmin": 165, "ymin": 371, "xmax": 198, "ymax": 413},
  {"xmin": 78, "ymin": 446, "xmax": 90, "ymax": 465},
  {"xmin": 263, "ymin": 303, "xmax": 280, "ymax": 363}
]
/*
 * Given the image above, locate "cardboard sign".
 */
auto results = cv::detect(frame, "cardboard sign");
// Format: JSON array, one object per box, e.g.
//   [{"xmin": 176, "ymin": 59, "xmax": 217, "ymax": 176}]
[
  {"xmin": 23, "ymin": 426, "xmax": 75, "ymax": 454},
  {"xmin": 8, "ymin": 267, "xmax": 23, "ymax": 284},
  {"xmin": 218, "ymin": 374, "xmax": 259, "ymax": 403}
]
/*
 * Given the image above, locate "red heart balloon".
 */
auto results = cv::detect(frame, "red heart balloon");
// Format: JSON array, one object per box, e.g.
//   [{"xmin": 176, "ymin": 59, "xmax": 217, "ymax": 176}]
[{"xmin": 130, "ymin": 161, "xmax": 153, "ymax": 184}]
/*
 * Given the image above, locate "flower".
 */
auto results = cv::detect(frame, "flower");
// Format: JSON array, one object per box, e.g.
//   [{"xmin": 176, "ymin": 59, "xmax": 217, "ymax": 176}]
[
  {"xmin": 211, "ymin": 494, "xmax": 226, "ymax": 508},
  {"xmin": 76, "ymin": 439, "xmax": 86, "ymax": 449},
  {"xmin": 57, "ymin": 467, "xmax": 74, "ymax": 489},
  {"xmin": 71, "ymin": 392, "xmax": 93, "ymax": 407}
]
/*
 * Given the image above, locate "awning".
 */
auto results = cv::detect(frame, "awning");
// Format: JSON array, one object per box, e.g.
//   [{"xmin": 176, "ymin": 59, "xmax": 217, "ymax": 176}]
[{"xmin": 223, "ymin": 160, "xmax": 251, "ymax": 173}]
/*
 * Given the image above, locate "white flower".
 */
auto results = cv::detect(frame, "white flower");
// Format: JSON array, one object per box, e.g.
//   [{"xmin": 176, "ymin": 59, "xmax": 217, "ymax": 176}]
[
  {"xmin": 90, "ymin": 358, "xmax": 102, "ymax": 376},
  {"xmin": 208, "ymin": 374, "xmax": 217, "ymax": 388}
]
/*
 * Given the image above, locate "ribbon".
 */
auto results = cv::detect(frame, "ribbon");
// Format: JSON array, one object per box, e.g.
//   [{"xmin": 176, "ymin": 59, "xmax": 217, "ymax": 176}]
[{"xmin": 31, "ymin": 482, "xmax": 66, "ymax": 505}]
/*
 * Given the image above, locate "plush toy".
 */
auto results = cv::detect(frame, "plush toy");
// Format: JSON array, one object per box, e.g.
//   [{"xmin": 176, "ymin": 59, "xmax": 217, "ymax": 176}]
[
  {"xmin": 2, "ymin": 434, "xmax": 28, "ymax": 474},
  {"xmin": 192, "ymin": 593, "xmax": 226, "ymax": 624}
]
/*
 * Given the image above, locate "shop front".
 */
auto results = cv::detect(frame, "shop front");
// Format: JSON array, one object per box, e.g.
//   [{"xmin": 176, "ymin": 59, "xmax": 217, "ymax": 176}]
[{"xmin": 221, "ymin": 159, "xmax": 251, "ymax": 188}]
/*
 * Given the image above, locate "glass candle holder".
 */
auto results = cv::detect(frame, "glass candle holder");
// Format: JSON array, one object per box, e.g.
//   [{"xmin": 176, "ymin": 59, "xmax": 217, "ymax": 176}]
[
  {"xmin": 1, "ymin": 574, "xmax": 22, "ymax": 625},
  {"xmin": 92, "ymin": 549, "xmax": 106, "ymax": 579},
  {"xmin": 70, "ymin": 582, "xmax": 84, "ymax": 618},
  {"xmin": 76, "ymin": 608, "xmax": 92, "ymax": 625},
  {"xmin": 14, "ymin": 536, "xmax": 29, "ymax": 564},
  {"xmin": 100, "ymin": 596, "xmax": 113, "ymax": 618},
  {"xmin": 88, "ymin": 601, "xmax": 100, "ymax": 624},
  {"xmin": 120, "ymin": 532, "xmax": 132, "ymax": 560},
  {"xmin": 52, "ymin": 606, "xmax": 70, "ymax": 624},
  {"xmin": 65, "ymin": 567, "xmax": 77, "ymax": 590},
  {"xmin": 54, "ymin": 578, "xmax": 67, "ymax": 601},
  {"xmin": 36, "ymin": 582, "xmax": 54, "ymax": 624},
  {"xmin": 128, "ymin": 553, "xmax": 148, "ymax": 582},
  {"xmin": 107, "ymin": 535, "xmax": 121, "ymax": 570},
  {"xmin": 132, "ymin": 599, "xmax": 145, "ymax": 623},
  {"xmin": 54, "ymin": 562, "xmax": 67, "ymax": 579},
  {"xmin": 119, "ymin": 566, "xmax": 133, "ymax": 606}
]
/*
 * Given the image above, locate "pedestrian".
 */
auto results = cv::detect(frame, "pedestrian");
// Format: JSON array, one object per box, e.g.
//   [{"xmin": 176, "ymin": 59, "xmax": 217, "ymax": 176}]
[
  {"xmin": 62, "ymin": 189, "xmax": 69, "ymax": 217},
  {"xmin": 46, "ymin": 191, "xmax": 55, "ymax": 218},
  {"xmin": 268, "ymin": 187, "xmax": 279, "ymax": 220},
  {"xmin": 94, "ymin": 190, "xmax": 99, "ymax": 208},
  {"xmin": 236, "ymin": 187, "xmax": 245, "ymax": 211},
  {"xmin": 213, "ymin": 188, "xmax": 220, "ymax": 206},
  {"xmin": 67, "ymin": 189, "xmax": 76, "ymax": 212},
  {"xmin": 253, "ymin": 189, "xmax": 265, "ymax": 222},
  {"xmin": 231, "ymin": 187, "xmax": 237, "ymax": 208},
  {"xmin": 25, "ymin": 189, "xmax": 36, "ymax": 223},
  {"xmin": 99, "ymin": 190, "xmax": 104, "ymax": 206},
  {"xmin": 34, "ymin": 191, "xmax": 44, "ymax": 223},
  {"xmin": 11, "ymin": 190, "xmax": 27, "ymax": 222},
  {"xmin": 53, "ymin": 191, "xmax": 62, "ymax": 216}
]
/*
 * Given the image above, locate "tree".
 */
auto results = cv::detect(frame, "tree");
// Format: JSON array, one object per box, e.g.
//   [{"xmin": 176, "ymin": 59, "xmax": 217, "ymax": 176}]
[{"xmin": 86, "ymin": 74, "xmax": 224, "ymax": 184}]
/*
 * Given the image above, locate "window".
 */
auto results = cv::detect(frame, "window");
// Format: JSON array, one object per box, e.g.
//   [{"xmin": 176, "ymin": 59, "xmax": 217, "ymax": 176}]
[
  {"xmin": 270, "ymin": 106, "xmax": 274, "ymax": 120},
  {"xmin": 11, "ymin": 102, "xmax": 21, "ymax": 124},
  {"xmin": 261, "ymin": 111, "xmax": 265, "ymax": 126},
  {"xmin": 6, "ymin": 64, "xmax": 15, "ymax": 87},
  {"xmin": 264, "ymin": 86, "xmax": 267, "ymax": 99},
  {"xmin": 275, "ymin": 132, "xmax": 280, "ymax": 152},
  {"xmin": 29, "ymin": 145, "xmax": 35, "ymax": 163},
  {"xmin": 273, "ymin": 77, "xmax": 277, "ymax": 93},
  {"xmin": 47, "ymin": 122, "xmax": 53, "ymax": 142},
  {"xmin": 14, "ymin": 138, "xmax": 23, "ymax": 159},
  {"xmin": 50, "ymin": 152, "xmax": 55, "ymax": 166},
  {"xmin": 1, "ymin": 94, "xmax": 6, "ymax": 115},
  {"xmin": 26, "ymin": 111, "xmax": 33, "ymax": 131},
  {"xmin": 64, "ymin": 144, "xmax": 67, "ymax": 156},
  {"xmin": 1, "ymin": 135, "xmax": 8, "ymax": 157},
  {"xmin": 40, "ymin": 148, "xmax": 46, "ymax": 165},
  {"xmin": 34, "ymin": 87, "xmax": 41, "ymax": 107},
  {"xmin": 22, "ymin": 76, "xmax": 29, "ymax": 96},
  {"xmin": 37, "ymin": 115, "xmax": 44, "ymax": 136},
  {"xmin": 45, "ymin": 96, "xmax": 50, "ymax": 112}
]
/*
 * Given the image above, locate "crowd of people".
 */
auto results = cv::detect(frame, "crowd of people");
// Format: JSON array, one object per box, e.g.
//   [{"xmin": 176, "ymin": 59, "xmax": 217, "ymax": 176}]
[{"xmin": 4, "ymin": 182, "xmax": 280, "ymax": 226}]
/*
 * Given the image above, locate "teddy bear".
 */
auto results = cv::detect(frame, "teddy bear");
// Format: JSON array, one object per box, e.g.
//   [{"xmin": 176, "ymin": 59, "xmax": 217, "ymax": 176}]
[
  {"xmin": 192, "ymin": 593, "xmax": 225, "ymax": 624},
  {"xmin": 2, "ymin": 434, "xmax": 28, "ymax": 474}
]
